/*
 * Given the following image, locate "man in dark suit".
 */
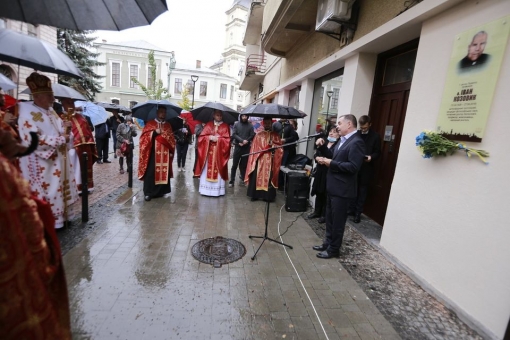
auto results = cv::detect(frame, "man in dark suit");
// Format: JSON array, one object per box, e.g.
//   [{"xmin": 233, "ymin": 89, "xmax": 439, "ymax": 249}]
[
  {"xmin": 314, "ymin": 114, "xmax": 365, "ymax": 259},
  {"xmin": 350, "ymin": 115, "xmax": 381, "ymax": 223}
]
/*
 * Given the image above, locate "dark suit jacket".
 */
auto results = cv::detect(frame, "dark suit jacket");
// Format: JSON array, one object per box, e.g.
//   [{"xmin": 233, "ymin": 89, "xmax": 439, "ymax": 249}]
[
  {"xmin": 357, "ymin": 130, "xmax": 381, "ymax": 185},
  {"xmin": 326, "ymin": 133, "xmax": 365, "ymax": 198}
]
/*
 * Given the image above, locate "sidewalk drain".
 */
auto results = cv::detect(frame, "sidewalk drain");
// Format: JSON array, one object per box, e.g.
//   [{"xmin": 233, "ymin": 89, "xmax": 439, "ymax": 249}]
[{"xmin": 191, "ymin": 236, "xmax": 246, "ymax": 268}]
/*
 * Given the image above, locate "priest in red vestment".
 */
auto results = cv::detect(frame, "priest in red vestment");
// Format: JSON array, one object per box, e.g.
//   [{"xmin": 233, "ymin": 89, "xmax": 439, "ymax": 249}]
[
  {"xmin": 0, "ymin": 129, "xmax": 72, "ymax": 340},
  {"xmin": 245, "ymin": 117, "xmax": 283, "ymax": 202},
  {"xmin": 61, "ymin": 98, "xmax": 98, "ymax": 193},
  {"xmin": 194, "ymin": 110, "xmax": 231, "ymax": 196},
  {"xmin": 138, "ymin": 106, "xmax": 175, "ymax": 201}
]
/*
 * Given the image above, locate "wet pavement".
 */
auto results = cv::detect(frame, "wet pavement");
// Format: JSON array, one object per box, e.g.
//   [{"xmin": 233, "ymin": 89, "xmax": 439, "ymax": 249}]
[{"xmin": 60, "ymin": 137, "xmax": 481, "ymax": 340}]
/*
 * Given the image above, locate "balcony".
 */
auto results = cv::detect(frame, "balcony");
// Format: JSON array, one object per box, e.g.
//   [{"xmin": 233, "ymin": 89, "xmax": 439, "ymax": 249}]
[
  {"xmin": 240, "ymin": 54, "xmax": 267, "ymax": 91},
  {"xmin": 243, "ymin": 1, "xmax": 265, "ymax": 46}
]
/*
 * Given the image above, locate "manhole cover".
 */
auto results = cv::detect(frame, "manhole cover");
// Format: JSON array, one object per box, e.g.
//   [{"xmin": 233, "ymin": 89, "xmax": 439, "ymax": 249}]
[{"xmin": 191, "ymin": 236, "xmax": 246, "ymax": 268}]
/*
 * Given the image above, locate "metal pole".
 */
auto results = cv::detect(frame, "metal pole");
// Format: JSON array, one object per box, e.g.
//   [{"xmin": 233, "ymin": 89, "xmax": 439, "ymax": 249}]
[
  {"xmin": 81, "ymin": 152, "xmax": 89, "ymax": 222},
  {"xmin": 128, "ymin": 144, "xmax": 133, "ymax": 188},
  {"xmin": 191, "ymin": 84, "xmax": 195, "ymax": 109}
]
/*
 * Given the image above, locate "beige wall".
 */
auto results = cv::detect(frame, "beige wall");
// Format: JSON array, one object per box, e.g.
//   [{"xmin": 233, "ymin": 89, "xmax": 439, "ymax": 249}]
[
  {"xmin": 381, "ymin": 1, "xmax": 510, "ymax": 338},
  {"xmin": 353, "ymin": 0, "xmax": 408, "ymax": 41}
]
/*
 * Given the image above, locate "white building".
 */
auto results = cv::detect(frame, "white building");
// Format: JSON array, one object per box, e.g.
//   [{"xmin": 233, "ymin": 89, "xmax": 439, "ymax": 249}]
[
  {"xmin": 92, "ymin": 40, "xmax": 174, "ymax": 108},
  {"xmin": 167, "ymin": 59, "xmax": 239, "ymax": 110},
  {"xmin": 210, "ymin": 0, "xmax": 251, "ymax": 111},
  {"xmin": 240, "ymin": 0, "xmax": 510, "ymax": 338}
]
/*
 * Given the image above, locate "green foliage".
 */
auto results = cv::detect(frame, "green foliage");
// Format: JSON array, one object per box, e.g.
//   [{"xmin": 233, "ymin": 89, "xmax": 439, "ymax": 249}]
[
  {"xmin": 132, "ymin": 50, "xmax": 170, "ymax": 100},
  {"xmin": 177, "ymin": 84, "xmax": 192, "ymax": 110},
  {"xmin": 57, "ymin": 29, "xmax": 104, "ymax": 101}
]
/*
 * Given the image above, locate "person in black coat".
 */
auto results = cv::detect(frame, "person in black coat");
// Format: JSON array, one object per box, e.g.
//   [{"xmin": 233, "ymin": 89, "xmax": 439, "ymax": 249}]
[
  {"xmin": 108, "ymin": 109, "xmax": 125, "ymax": 159},
  {"xmin": 94, "ymin": 119, "xmax": 112, "ymax": 164},
  {"xmin": 174, "ymin": 122, "xmax": 193, "ymax": 172},
  {"xmin": 350, "ymin": 115, "xmax": 381, "ymax": 223},
  {"xmin": 313, "ymin": 115, "xmax": 365, "ymax": 259},
  {"xmin": 309, "ymin": 126, "xmax": 340, "ymax": 223}
]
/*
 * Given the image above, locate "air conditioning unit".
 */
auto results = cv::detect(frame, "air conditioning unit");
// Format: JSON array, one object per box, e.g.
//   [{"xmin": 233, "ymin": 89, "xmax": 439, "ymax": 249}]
[{"xmin": 316, "ymin": 0, "xmax": 355, "ymax": 33}]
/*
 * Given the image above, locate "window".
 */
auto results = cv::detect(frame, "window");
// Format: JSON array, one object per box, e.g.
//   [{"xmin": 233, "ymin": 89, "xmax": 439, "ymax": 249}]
[
  {"xmin": 130, "ymin": 64, "xmax": 138, "ymax": 88},
  {"xmin": 175, "ymin": 78, "xmax": 182, "ymax": 94},
  {"xmin": 187, "ymin": 80, "xmax": 194, "ymax": 94},
  {"xmin": 200, "ymin": 81, "xmax": 207, "ymax": 96},
  {"xmin": 129, "ymin": 101, "xmax": 138, "ymax": 109},
  {"xmin": 331, "ymin": 88, "xmax": 340, "ymax": 109},
  {"xmin": 230, "ymin": 85, "xmax": 234, "ymax": 100},
  {"xmin": 111, "ymin": 62, "xmax": 120, "ymax": 87},
  {"xmin": 220, "ymin": 84, "xmax": 227, "ymax": 99},
  {"xmin": 112, "ymin": 99, "xmax": 119, "ymax": 105},
  {"xmin": 147, "ymin": 66, "xmax": 155, "ymax": 88}
]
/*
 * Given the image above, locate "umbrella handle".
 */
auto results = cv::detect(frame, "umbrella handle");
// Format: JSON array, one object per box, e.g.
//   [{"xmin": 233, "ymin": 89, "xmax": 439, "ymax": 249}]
[{"xmin": 15, "ymin": 132, "xmax": 39, "ymax": 157}]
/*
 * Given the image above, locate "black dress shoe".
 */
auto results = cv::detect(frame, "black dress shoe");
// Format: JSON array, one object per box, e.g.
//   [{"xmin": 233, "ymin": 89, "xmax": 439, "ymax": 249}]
[
  {"xmin": 317, "ymin": 217, "xmax": 326, "ymax": 224},
  {"xmin": 312, "ymin": 245, "xmax": 327, "ymax": 251},
  {"xmin": 96, "ymin": 160, "xmax": 102, "ymax": 164},
  {"xmin": 354, "ymin": 214, "xmax": 361, "ymax": 223},
  {"xmin": 307, "ymin": 212, "xmax": 319, "ymax": 219},
  {"xmin": 316, "ymin": 250, "xmax": 339, "ymax": 259},
  {"xmin": 144, "ymin": 196, "xmax": 151, "ymax": 201},
  {"xmin": 103, "ymin": 159, "xmax": 112, "ymax": 163}
]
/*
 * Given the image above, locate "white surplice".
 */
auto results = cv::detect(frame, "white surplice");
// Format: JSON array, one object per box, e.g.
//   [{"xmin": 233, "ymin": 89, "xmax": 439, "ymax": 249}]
[{"xmin": 18, "ymin": 102, "xmax": 79, "ymax": 228}]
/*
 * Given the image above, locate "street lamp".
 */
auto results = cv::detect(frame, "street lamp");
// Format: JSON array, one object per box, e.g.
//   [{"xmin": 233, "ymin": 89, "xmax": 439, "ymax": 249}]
[
  {"xmin": 325, "ymin": 90, "xmax": 334, "ymax": 130},
  {"xmin": 190, "ymin": 75, "xmax": 199, "ymax": 109}
]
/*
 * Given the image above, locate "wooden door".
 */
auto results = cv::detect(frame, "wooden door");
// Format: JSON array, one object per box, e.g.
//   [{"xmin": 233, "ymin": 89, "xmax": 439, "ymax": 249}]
[{"xmin": 363, "ymin": 40, "xmax": 418, "ymax": 226}]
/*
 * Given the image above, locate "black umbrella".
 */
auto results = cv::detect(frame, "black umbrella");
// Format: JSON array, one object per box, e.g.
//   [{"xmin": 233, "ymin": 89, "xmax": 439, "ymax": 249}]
[
  {"xmin": 191, "ymin": 102, "xmax": 239, "ymax": 125},
  {"xmin": 241, "ymin": 104, "xmax": 304, "ymax": 119},
  {"xmin": 132, "ymin": 100, "xmax": 182, "ymax": 123},
  {"xmin": 95, "ymin": 102, "xmax": 132, "ymax": 114},
  {"xmin": 168, "ymin": 117, "xmax": 184, "ymax": 132},
  {"xmin": 0, "ymin": 28, "xmax": 82, "ymax": 79},
  {"xmin": 2, "ymin": 0, "xmax": 168, "ymax": 31},
  {"xmin": 21, "ymin": 82, "xmax": 87, "ymax": 101}
]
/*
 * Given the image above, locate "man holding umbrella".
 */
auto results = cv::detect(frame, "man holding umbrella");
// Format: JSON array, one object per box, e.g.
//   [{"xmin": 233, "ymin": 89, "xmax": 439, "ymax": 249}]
[
  {"xmin": 138, "ymin": 106, "xmax": 175, "ymax": 201},
  {"xmin": 245, "ymin": 117, "xmax": 283, "ymax": 202},
  {"xmin": 194, "ymin": 110, "xmax": 231, "ymax": 197},
  {"xmin": 18, "ymin": 72, "xmax": 79, "ymax": 229}
]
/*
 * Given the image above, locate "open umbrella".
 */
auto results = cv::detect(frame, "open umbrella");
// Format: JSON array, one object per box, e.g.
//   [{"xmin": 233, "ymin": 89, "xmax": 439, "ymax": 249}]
[
  {"xmin": 74, "ymin": 101, "xmax": 109, "ymax": 126},
  {"xmin": 1, "ymin": 0, "xmax": 168, "ymax": 31},
  {"xmin": 0, "ymin": 28, "xmax": 82, "ymax": 79},
  {"xmin": 0, "ymin": 73, "xmax": 16, "ymax": 91},
  {"xmin": 241, "ymin": 104, "xmax": 304, "ymax": 119},
  {"xmin": 191, "ymin": 102, "xmax": 239, "ymax": 125},
  {"xmin": 21, "ymin": 82, "xmax": 87, "ymax": 101},
  {"xmin": 168, "ymin": 116, "xmax": 185, "ymax": 132},
  {"xmin": 95, "ymin": 102, "xmax": 132, "ymax": 114},
  {"xmin": 132, "ymin": 100, "xmax": 182, "ymax": 123}
]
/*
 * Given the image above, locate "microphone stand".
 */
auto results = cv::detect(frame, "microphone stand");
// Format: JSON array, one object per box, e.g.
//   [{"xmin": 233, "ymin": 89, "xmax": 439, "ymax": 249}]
[{"xmin": 243, "ymin": 133, "xmax": 316, "ymax": 260}]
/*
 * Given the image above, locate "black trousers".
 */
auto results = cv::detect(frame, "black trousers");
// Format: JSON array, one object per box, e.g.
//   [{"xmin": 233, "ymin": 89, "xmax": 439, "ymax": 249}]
[
  {"xmin": 324, "ymin": 195, "xmax": 350, "ymax": 253},
  {"xmin": 176, "ymin": 143, "xmax": 189, "ymax": 167},
  {"xmin": 96, "ymin": 137, "xmax": 109, "ymax": 161},
  {"xmin": 314, "ymin": 191, "xmax": 327, "ymax": 217},
  {"xmin": 230, "ymin": 144, "xmax": 250, "ymax": 183}
]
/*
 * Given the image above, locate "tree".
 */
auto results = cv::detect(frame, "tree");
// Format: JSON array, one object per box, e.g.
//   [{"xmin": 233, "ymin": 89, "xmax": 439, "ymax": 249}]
[
  {"xmin": 132, "ymin": 50, "xmax": 170, "ymax": 100},
  {"xmin": 57, "ymin": 29, "xmax": 104, "ymax": 101},
  {"xmin": 178, "ymin": 84, "xmax": 192, "ymax": 111}
]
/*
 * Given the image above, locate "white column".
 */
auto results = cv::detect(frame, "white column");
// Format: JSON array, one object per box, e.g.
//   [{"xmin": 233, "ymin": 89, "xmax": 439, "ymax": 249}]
[{"xmin": 338, "ymin": 53, "xmax": 377, "ymax": 120}]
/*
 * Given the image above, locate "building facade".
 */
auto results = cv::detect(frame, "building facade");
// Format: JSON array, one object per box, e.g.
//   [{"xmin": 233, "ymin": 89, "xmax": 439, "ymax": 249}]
[
  {"xmin": 167, "ymin": 60, "xmax": 239, "ymax": 110},
  {"xmin": 92, "ymin": 40, "xmax": 174, "ymax": 108},
  {"xmin": 210, "ymin": 0, "xmax": 251, "ymax": 111},
  {"xmin": 240, "ymin": 0, "xmax": 510, "ymax": 338},
  {"xmin": 0, "ymin": 19, "xmax": 57, "ymax": 99}
]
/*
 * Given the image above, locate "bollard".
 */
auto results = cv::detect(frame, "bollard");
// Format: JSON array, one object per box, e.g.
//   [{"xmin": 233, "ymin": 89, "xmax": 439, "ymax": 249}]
[
  {"xmin": 81, "ymin": 152, "xmax": 89, "ymax": 222},
  {"xmin": 128, "ymin": 144, "xmax": 133, "ymax": 188}
]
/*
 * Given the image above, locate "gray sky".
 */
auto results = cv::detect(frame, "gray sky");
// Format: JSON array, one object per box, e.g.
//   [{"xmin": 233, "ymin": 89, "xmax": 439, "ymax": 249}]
[{"xmin": 94, "ymin": 0, "xmax": 233, "ymax": 67}]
